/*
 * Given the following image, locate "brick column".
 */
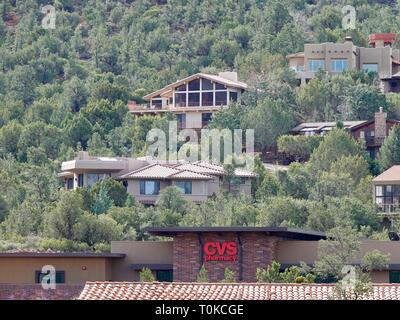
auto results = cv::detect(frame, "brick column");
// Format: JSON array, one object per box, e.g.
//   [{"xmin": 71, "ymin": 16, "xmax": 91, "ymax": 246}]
[
  {"xmin": 241, "ymin": 233, "xmax": 280, "ymax": 282},
  {"xmin": 173, "ymin": 233, "xmax": 201, "ymax": 282}
]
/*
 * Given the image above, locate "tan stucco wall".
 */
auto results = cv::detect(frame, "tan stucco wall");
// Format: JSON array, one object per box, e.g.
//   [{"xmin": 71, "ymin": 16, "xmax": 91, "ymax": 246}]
[
  {"xmin": 371, "ymin": 270, "xmax": 389, "ymax": 283},
  {"xmin": 111, "ymin": 241, "xmax": 173, "ymax": 281},
  {"xmin": 0, "ymin": 257, "xmax": 112, "ymax": 284},
  {"xmin": 277, "ymin": 240, "xmax": 400, "ymax": 264}
]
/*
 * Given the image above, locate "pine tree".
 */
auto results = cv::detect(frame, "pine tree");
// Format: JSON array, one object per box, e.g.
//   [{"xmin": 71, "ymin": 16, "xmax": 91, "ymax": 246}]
[
  {"xmin": 140, "ymin": 268, "xmax": 155, "ymax": 282},
  {"xmin": 92, "ymin": 181, "xmax": 113, "ymax": 215},
  {"xmin": 378, "ymin": 126, "xmax": 400, "ymax": 171},
  {"xmin": 196, "ymin": 265, "xmax": 209, "ymax": 282},
  {"xmin": 221, "ymin": 268, "xmax": 236, "ymax": 283}
]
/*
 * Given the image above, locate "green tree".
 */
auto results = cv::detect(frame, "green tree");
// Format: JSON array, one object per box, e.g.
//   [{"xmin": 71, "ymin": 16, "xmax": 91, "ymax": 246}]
[
  {"xmin": 156, "ymin": 186, "xmax": 189, "ymax": 215},
  {"xmin": 221, "ymin": 268, "xmax": 236, "ymax": 283},
  {"xmin": 92, "ymin": 181, "xmax": 114, "ymax": 215},
  {"xmin": 46, "ymin": 192, "xmax": 84, "ymax": 240},
  {"xmin": 197, "ymin": 265, "xmax": 209, "ymax": 282},
  {"xmin": 140, "ymin": 267, "xmax": 156, "ymax": 282},
  {"xmin": 277, "ymin": 135, "xmax": 323, "ymax": 162},
  {"xmin": 308, "ymin": 128, "xmax": 365, "ymax": 174},
  {"xmin": 378, "ymin": 125, "xmax": 400, "ymax": 171},
  {"xmin": 242, "ymin": 98, "xmax": 295, "ymax": 155},
  {"xmin": 92, "ymin": 177, "xmax": 128, "ymax": 207}
]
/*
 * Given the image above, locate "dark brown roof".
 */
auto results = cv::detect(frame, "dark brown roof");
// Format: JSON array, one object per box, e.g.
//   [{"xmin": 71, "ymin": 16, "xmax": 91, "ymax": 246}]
[
  {"xmin": 0, "ymin": 252, "xmax": 125, "ymax": 258},
  {"xmin": 146, "ymin": 227, "xmax": 326, "ymax": 240},
  {"xmin": 78, "ymin": 282, "xmax": 400, "ymax": 300}
]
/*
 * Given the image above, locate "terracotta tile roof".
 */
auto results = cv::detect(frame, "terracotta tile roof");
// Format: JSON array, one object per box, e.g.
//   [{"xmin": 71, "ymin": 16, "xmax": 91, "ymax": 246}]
[
  {"xmin": 373, "ymin": 166, "xmax": 400, "ymax": 183},
  {"xmin": 119, "ymin": 164, "xmax": 181, "ymax": 179},
  {"xmin": 78, "ymin": 282, "xmax": 400, "ymax": 300},
  {"xmin": 119, "ymin": 161, "xmax": 254, "ymax": 180},
  {"xmin": 169, "ymin": 171, "xmax": 214, "ymax": 180}
]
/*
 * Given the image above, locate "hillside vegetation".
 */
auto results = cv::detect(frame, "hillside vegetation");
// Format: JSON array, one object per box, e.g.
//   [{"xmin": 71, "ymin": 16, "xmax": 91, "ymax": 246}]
[{"xmin": 0, "ymin": 0, "xmax": 400, "ymax": 252}]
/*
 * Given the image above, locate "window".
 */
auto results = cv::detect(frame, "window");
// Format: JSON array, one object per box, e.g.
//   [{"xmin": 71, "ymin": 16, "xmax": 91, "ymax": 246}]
[
  {"xmin": 78, "ymin": 174, "xmax": 84, "ymax": 187},
  {"xmin": 362, "ymin": 63, "xmax": 378, "ymax": 73},
  {"xmin": 188, "ymin": 92, "xmax": 200, "ymax": 107},
  {"xmin": 390, "ymin": 271, "xmax": 400, "ymax": 283},
  {"xmin": 177, "ymin": 114, "xmax": 186, "ymax": 124},
  {"xmin": 229, "ymin": 91, "xmax": 238, "ymax": 103},
  {"xmin": 174, "ymin": 92, "xmax": 186, "ymax": 107},
  {"xmin": 35, "ymin": 270, "xmax": 65, "ymax": 284},
  {"xmin": 176, "ymin": 83, "xmax": 186, "ymax": 91},
  {"xmin": 215, "ymin": 91, "xmax": 227, "ymax": 106},
  {"xmin": 151, "ymin": 99, "xmax": 162, "ymax": 109},
  {"xmin": 215, "ymin": 82, "xmax": 226, "ymax": 90},
  {"xmin": 202, "ymin": 78, "xmax": 213, "ymax": 90},
  {"xmin": 156, "ymin": 270, "xmax": 173, "ymax": 282},
  {"xmin": 175, "ymin": 181, "xmax": 192, "ymax": 194},
  {"xmin": 66, "ymin": 178, "xmax": 74, "ymax": 190},
  {"xmin": 331, "ymin": 59, "xmax": 348, "ymax": 72},
  {"xmin": 87, "ymin": 173, "xmax": 106, "ymax": 187},
  {"xmin": 140, "ymin": 180, "xmax": 160, "ymax": 195},
  {"xmin": 308, "ymin": 59, "xmax": 325, "ymax": 72},
  {"xmin": 202, "ymin": 92, "xmax": 213, "ymax": 106},
  {"xmin": 188, "ymin": 79, "xmax": 200, "ymax": 91},
  {"xmin": 202, "ymin": 113, "xmax": 212, "ymax": 124}
]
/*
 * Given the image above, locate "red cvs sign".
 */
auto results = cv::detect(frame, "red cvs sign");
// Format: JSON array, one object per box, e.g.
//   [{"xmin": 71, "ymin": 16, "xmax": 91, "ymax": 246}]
[{"xmin": 203, "ymin": 241, "xmax": 238, "ymax": 262}]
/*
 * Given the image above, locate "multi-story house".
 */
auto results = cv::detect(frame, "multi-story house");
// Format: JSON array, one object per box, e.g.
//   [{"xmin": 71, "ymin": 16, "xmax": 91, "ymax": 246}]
[
  {"xmin": 127, "ymin": 71, "xmax": 247, "ymax": 130},
  {"xmin": 290, "ymin": 108, "xmax": 400, "ymax": 159},
  {"xmin": 59, "ymin": 151, "xmax": 254, "ymax": 205},
  {"xmin": 287, "ymin": 33, "xmax": 400, "ymax": 93},
  {"xmin": 373, "ymin": 166, "xmax": 400, "ymax": 214}
]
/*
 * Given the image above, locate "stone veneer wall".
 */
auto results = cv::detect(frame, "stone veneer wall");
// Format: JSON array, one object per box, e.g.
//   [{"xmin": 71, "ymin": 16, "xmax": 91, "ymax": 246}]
[{"xmin": 173, "ymin": 232, "xmax": 280, "ymax": 282}]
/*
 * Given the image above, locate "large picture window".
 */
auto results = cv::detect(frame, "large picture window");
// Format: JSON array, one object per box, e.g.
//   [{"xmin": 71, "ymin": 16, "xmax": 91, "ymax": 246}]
[
  {"xmin": 362, "ymin": 63, "xmax": 378, "ymax": 73},
  {"xmin": 188, "ymin": 92, "xmax": 200, "ymax": 107},
  {"xmin": 308, "ymin": 59, "xmax": 325, "ymax": 72},
  {"xmin": 175, "ymin": 92, "xmax": 186, "ymax": 107},
  {"xmin": 188, "ymin": 79, "xmax": 200, "ymax": 91},
  {"xmin": 87, "ymin": 173, "xmax": 107, "ymax": 187},
  {"xmin": 202, "ymin": 92, "xmax": 213, "ymax": 106},
  {"xmin": 331, "ymin": 59, "xmax": 348, "ymax": 72},
  {"xmin": 140, "ymin": 180, "xmax": 160, "ymax": 195},
  {"xmin": 175, "ymin": 181, "xmax": 192, "ymax": 194},
  {"xmin": 215, "ymin": 91, "xmax": 227, "ymax": 106}
]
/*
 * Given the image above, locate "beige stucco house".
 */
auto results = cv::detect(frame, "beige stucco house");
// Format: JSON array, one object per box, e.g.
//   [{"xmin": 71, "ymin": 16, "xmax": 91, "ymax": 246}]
[
  {"xmin": 127, "ymin": 71, "xmax": 247, "ymax": 129},
  {"xmin": 373, "ymin": 165, "xmax": 400, "ymax": 214},
  {"xmin": 59, "ymin": 151, "xmax": 255, "ymax": 204},
  {"xmin": 287, "ymin": 33, "xmax": 400, "ymax": 93}
]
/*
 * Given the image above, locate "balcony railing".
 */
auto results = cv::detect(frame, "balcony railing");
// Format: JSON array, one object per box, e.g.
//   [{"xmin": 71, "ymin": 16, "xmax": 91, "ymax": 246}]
[
  {"xmin": 127, "ymin": 101, "xmax": 165, "ymax": 111},
  {"xmin": 361, "ymin": 136, "xmax": 386, "ymax": 147},
  {"xmin": 376, "ymin": 204, "xmax": 400, "ymax": 214}
]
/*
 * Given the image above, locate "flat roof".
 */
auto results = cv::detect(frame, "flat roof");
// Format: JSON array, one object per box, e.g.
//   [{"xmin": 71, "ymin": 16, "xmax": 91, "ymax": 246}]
[
  {"xmin": 146, "ymin": 227, "xmax": 326, "ymax": 240},
  {"xmin": 0, "ymin": 252, "xmax": 125, "ymax": 258}
]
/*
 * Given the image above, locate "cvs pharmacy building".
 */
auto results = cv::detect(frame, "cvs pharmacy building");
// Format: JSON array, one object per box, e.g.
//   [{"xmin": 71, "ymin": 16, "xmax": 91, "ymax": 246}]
[{"xmin": 119, "ymin": 227, "xmax": 326, "ymax": 282}]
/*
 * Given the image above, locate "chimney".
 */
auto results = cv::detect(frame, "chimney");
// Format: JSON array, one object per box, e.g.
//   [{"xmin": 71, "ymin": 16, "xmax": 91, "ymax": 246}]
[
  {"xmin": 77, "ymin": 151, "xmax": 90, "ymax": 160},
  {"xmin": 218, "ymin": 71, "xmax": 238, "ymax": 82},
  {"xmin": 344, "ymin": 36, "xmax": 353, "ymax": 43},
  {"xmin": 375, "ymin": 107, "xmax": 387, "ymax": 139}
]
